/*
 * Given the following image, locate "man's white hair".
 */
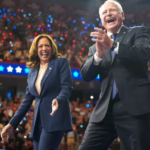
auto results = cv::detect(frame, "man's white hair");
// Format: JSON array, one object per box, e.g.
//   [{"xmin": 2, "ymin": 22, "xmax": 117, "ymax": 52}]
[{"xmin": 99, "ymin": 0, "xmax": 123, "ymax": 17}]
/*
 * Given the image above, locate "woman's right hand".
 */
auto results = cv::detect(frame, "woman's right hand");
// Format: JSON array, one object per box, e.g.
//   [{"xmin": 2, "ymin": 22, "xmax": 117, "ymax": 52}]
[{"xmin": 1, "ymin": 124, "xmax": 14, "ymax": 142}]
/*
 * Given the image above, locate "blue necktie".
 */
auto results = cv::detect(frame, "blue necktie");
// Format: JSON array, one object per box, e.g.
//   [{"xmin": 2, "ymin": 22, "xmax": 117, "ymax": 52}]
[{"xmin": 111, "ymin": 33, "xmax": 118, "ymax": 99}]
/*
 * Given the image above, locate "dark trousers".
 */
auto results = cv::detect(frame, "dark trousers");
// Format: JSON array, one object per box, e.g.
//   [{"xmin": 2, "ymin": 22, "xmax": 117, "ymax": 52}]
[
  {"xmin": 78, "ymin": 98, "xmax": 150, "ymax": 150},
  {"xmin": 33, "ymin": 111, "xmax": 64, "ymax": 150}
]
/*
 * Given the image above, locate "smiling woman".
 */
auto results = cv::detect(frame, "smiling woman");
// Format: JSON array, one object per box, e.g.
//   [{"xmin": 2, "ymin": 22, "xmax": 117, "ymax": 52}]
[
  {"xmin": 26, "ymin": 34, "xmax": 62, "ymax": 69},
  {"xmin": 1, "ymin": 33, "xmax": 73, "ymax": 150}
]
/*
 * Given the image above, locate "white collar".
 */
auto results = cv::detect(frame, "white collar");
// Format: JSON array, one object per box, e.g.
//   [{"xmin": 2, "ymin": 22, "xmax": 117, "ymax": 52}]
[{"xmin": 107, "ymin": 25, "xmax": 123, "ymax": 37}]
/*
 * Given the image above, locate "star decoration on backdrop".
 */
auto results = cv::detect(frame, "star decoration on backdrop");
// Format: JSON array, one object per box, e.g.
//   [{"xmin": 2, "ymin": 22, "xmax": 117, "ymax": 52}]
[
  {"xmin": 15, "ymin": 66, "xmax": 22, "ymax": 73},
  {"xmin": 7, "ymin": 66, "xmax": 13, "ymax": 72},
  {"xmin": 0, "ymin": 66, "xmax": 4, "ymax": 71}
]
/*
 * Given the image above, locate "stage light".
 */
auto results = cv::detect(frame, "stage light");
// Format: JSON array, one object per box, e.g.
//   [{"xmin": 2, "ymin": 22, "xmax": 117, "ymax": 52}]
[
  {"xmin": 72, "ymin": 20, "xmax": 76, "ymax": 24},
  {"xmin": 90, "ymin": 95, "xmax": 94, "ymax": 99},
  {"xmin": 73, "ymin": 71, "xmax": 79, "ymax": 77},
  {"xmin": 92, "ymin": 24, "xmax": 96, "ymax": 27},
  {"xmin": 14, "ymin": 26, "xmax": 16, "ymax": 29},
  {"xmin": 48, "ymin": 15, "xmax": 51, "ymax": 18},
  {"xmin": 25, "ymin": 68, "xmax": 30, "ymax": 73},
  {"xmin": 86, "ymin": 104, "xmax": 90, "ymax": 108}
]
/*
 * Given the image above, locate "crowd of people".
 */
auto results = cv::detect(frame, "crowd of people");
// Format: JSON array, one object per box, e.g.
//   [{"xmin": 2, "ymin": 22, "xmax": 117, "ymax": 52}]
[
  {"xmin": 0, "ymin": 7, "xmax": 150, "ymax": 68},
  {"xmin": 0, "ymin": 95, "xmax": 96, "ymax": 150}
]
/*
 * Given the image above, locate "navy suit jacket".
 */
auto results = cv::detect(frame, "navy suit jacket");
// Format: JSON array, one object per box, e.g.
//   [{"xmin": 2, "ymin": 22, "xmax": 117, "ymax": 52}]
[
  {"xmin": 9, "ymin": 58, "xmax": 73, "ymax": 137},
  {"xmin": 80, "ymin": 26, "xmax": 150, "ymax": 123}
]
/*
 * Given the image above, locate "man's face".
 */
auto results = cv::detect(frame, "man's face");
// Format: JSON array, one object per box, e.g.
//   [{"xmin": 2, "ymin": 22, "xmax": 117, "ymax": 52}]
[{"xmin": 100, "ymin": 2, "xmax": 125, "ymax": 33}]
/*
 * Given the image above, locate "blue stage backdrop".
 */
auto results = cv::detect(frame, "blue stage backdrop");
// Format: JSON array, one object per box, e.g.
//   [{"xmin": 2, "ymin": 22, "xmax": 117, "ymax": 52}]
[{"xmin": 0, "ymin": 62, "xmax": 100, "ymax": 81}]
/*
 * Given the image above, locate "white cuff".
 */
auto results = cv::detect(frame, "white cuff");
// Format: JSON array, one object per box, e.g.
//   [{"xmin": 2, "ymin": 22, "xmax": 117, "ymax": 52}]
[
  {"xmin": 93, "ymin": 53, "xmax": 102, "ymax": 65},
  {"xmin": 114, "ymin": 42, "xmax": 119, "ymax": 54}
]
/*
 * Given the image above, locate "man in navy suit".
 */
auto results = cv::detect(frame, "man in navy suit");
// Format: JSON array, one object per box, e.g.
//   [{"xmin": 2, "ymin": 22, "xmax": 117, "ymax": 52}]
[{"xmin": 79, "ymin": 0, "xmax": 150, "ymax": 150}]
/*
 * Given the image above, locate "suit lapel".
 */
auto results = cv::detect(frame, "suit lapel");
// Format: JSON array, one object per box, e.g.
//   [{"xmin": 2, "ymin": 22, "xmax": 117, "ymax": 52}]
[
  {"xmin": 104, "ymin": 49, "xmax": 112, "ymax": 64},
  {"xmin": 112, "ymin": 25, "xmax": 129, "ymax": 64},
  {"xmin": 40, "ymin": 59, "xmax": 55, "ymax": 96},
  {"xmin": 30, "ymin": 66, "xmax": 39, "ymax": 96}
]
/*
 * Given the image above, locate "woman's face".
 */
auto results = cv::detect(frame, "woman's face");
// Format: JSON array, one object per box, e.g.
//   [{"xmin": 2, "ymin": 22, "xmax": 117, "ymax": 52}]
[{"xmin": 37, "ymin": 37, "xmax": 52, "ymax": 64}]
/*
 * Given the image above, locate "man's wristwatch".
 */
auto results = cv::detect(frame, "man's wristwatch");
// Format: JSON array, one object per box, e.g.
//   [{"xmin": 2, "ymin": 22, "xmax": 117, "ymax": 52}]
[{"xmin": 111, "ymin": 41, "xmax": 117, "ymax": 51}]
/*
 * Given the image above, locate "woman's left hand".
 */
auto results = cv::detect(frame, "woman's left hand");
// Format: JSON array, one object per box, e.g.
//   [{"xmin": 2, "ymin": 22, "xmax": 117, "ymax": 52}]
[{"xmin": 50, "ymin": 99, "xmax": 59, "ymax": 116}]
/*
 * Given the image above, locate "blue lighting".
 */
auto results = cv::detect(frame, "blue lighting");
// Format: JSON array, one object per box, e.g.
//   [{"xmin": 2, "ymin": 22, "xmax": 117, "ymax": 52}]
[
  {"xmin": 0, "ymin": 10, "xmax": 2, "ymax": 13},
  {"xmin": 0, "ymin": 66, "xmax": 4, "ymax": 71},
  {"xmin": 23, "ymin": 14, "xmax": 26, "ymax": 17},
  {"xmin": 48, "ymin": 15, "xmax": 51, "ymax": 18},
  {"xmin": 59, "ymin": 43, "xmax": 62, "ymax": 47},
  {"xmin": 21, "ymin": 9, "xmax": 24, "ymax": 12},
  {"xmin": 86, "ymin": 104, "xmax": 90, "ymax": 108},
  {"xmin": 85, "ymin": 26, "xmax": 88, "ymax": 30},
  {"xmin": 47, "ymin": 19, "xmax": 50, "ymax": 23},
  {"xmin": 60, "ymin": 37, "xmax": 64, "ymax": 41},
  {"xmin": 92, "ymin": 24, "xmax": 96, "ymax": 27},
  {"xmin": 7, "ymin": 18, "xmax": 10, "ymax": 21},
  {"xmin": 0, "ymin": 62, "xmax": 100, "ymax": 80},
  {"xmin": 49, "ymin": 28, "xmax": 52, "ymax": 31},
  {"xmin": 28, "ymin": 13, "xmax": 31, "ymax": 16},
  {"xmin": 80, "ymin": 32, "xmax": 82, "ymax": 35},
  {"xmin": 0, "ymin": 15, "xmax": 2, "ymax": 18},
  {"xmin": 4, "ymin": 13, "xmax": 6, "ymax": 16},
  {"xmin": 25, "ymin": 68, "xmax": 30, "ymax": 73},
  {"xmin": 30, "ymin": 38, "xmax": 34, "ymax": 42},
  {"xmin": 23, "ymin": 117, "xmax": 27, "ymax": 121},
  {"xmin": 3, "ymin": 8, "xmax": 5, "ymax": 11},
  {"xmin": 81, "ymin": 18, "xmax": 84, "ymax": 20},
  {"xmin": 72, "ymin": 20, "xmax": 76, "ymax": 24},
  {"xmin": 133, "ymin": 25, "xmax": 137, "ymax": 27},
  {"xmin": 96, "ymin": 18, "xmax": 99, "ymax": 21},
  {"xmin": 14, "ymin": 26, "xmax": 16, "ymax": 29},
  {"xmin": 9, "ymin": 50, "xmax": 12, "ymax": 53},
  {"xmin": 73, "ymin": 71, "xmax": 79, "ymax": 77},
  {"xmin": 14, "ymin": 13, "xmax": 16, "ymax": 16},
  {"xmin": 80, "ymin": 125, "xmax": 83, "ymax": 128},
  {"xmin": 86, "ymin": 23, "xmax": 90, "ymax": 26},
  {"xmin": 0, "ymin": 103, "xmax": 2, "ymax": 107},
  {"xmin": 38, "ymin": 27, "xmax": 41, "ymax": 30},
  {"xmin": 28, "ymin": 110, "xmax": 31, "ymax": 113}
]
